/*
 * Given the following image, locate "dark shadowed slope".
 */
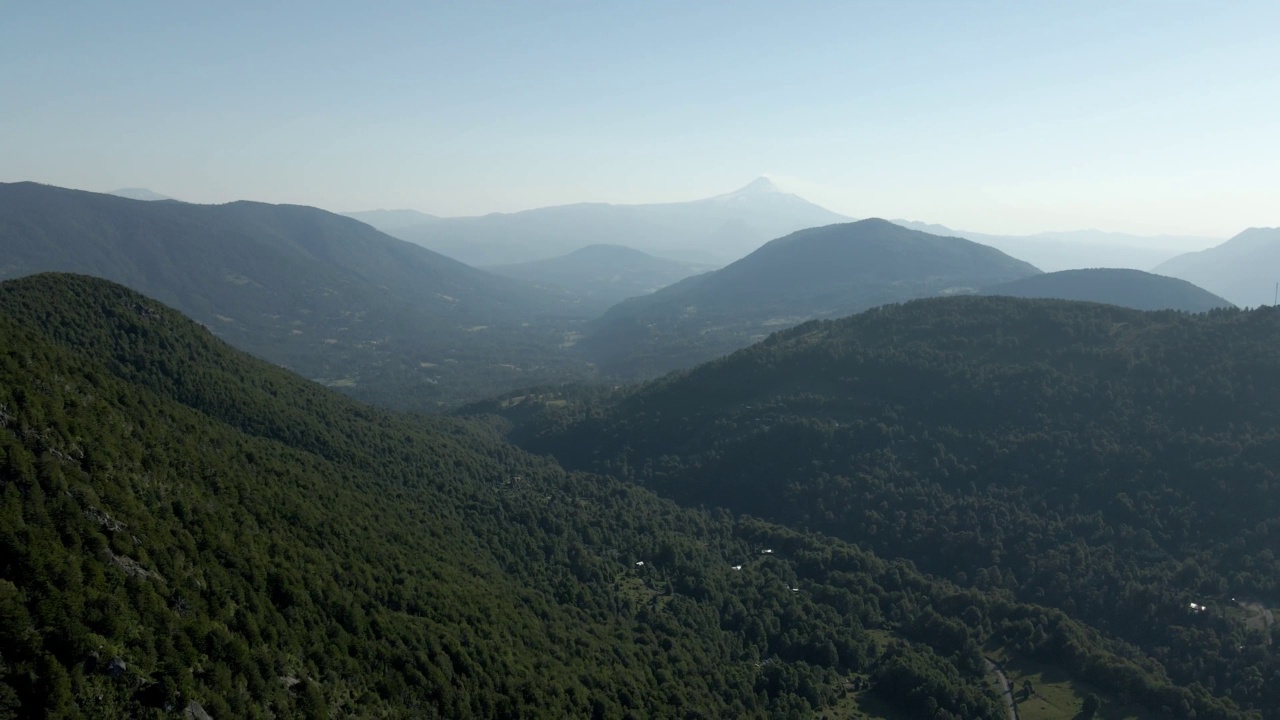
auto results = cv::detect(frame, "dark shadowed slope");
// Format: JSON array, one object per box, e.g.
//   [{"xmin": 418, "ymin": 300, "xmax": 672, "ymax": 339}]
[
  {"xmin": 581, "ymin": 219, "xmax": 1040, "ymax": 377},
  {"xmin": 378, "ymin": 177, "xmax": 851, "ymax": 266},
  {"xmin": 486, "ymin": 244, "xmax": 711, "ymax": 316},
  {"xmin": 982, "ymin": 268, "xmax": 1234, "ymax": 311},
  {"xmin": 0, "ymin": 181, "xmax": 593, "ymax": 409},
  {"xmin": 0, "ymin": 273, "xmax": 1204, "ymax": 719},
  {"xmin": 1154, "ymin": 227, "xmax": 1280, "ymax": 308}
]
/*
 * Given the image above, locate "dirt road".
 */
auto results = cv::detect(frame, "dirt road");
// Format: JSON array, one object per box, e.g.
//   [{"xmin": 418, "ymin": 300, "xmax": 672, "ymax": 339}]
[{"xmin": 986, "ymin": 658, "xmax": 1018, "ymax": 720}]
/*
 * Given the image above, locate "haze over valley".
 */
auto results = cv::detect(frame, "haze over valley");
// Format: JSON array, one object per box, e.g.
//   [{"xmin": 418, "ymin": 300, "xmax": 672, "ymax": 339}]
[{"xmin": 3, "ymin": 2, "xmax": 1279, "ymax": 719}]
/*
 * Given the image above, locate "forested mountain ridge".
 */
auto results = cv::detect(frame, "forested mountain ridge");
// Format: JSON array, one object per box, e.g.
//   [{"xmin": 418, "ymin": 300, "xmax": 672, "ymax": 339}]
[
  {"xmin": 981, "ymin": 268, "xmax": 1234, "ymax": 311},
  {"xmin": 0, "ymin": 181, "xmax": 592, "ymax": 410},
  {"xmin": 0, "ymin": 274, "xmax": 1252, "ymax": 719},
  {"xmin": 502, "ymin": 296, "xmax": 1280, "ymax": 717},
  {"xmin": 581, "ymin": 219, "xmax": 1040, "ymax": 378}
]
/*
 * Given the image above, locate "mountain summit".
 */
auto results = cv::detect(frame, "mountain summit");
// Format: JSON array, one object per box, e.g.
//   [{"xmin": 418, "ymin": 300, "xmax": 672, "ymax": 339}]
[
  {"xmin": 581, "ymin": 219, "xmax": 1039, "ymax": 376},
  {"xmin": 726, "ymin": 176, "xmax": 782, "ymax": 195}
]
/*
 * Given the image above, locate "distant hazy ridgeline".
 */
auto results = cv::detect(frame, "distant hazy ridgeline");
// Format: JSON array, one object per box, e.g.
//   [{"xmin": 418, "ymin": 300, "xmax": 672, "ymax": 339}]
[
  {"xmin": 1155, "ymin": 227, "xmax": 1280, "ymax": 309},
  {"xmin": 357, "ymin": 177, "xmax": 851, "ymax": 267}
]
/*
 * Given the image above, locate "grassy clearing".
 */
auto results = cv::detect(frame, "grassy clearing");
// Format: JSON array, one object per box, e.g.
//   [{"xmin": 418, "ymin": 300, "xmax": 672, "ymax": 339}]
[
  {"xmin": 613, "ymin": 572, "xmax": 670, "ymax": 611},
  {"xmin": 813, "ymin": 685, "xmax": 908, "ymax": 720},
  {"xmin": 812, "ymin": 633, "xmax": 1161, "ymax": 720},
  {"xmin": 998, "ymin": 654, "xmax": 1159, "ymax": 720},
  {"xmin": 809, "ymin": 630, "xmax": 920, "ymax": 719}
]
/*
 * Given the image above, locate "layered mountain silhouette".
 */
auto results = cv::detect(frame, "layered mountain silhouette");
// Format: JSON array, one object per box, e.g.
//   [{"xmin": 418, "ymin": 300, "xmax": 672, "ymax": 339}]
[
  {"xmin": 895, "ymin": 220, "xmax": 1217, "ymax": 272},
  {"xmin": 360, "ymin": 177, "xmax": 850, "ymax": 266},
  {"xmin": 0, "ymin": 182, "xmax": 591, "ymax": 409},
  {"xmin": 581, "ymin": 219, "xmax": 1040, "ymax": 376},
  {"xmin": 982, "ymin": 268, "xmax": 1234, "ymax": 312},
  {"xmin": 1154, "ymin": 227, "xmax": 1280, "ymax": 308},
  {"xmin": 486, "ymin": 244, "xmax": 711, "ymax": 316}
]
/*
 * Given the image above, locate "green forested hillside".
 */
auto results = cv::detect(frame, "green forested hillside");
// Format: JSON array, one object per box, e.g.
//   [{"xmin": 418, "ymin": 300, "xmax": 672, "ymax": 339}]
[
  {"xmin": 982, "ymin": 268, "xmax": 1234, "ymax": 311},
  {"xmin": 0, "ymin": 182, "xmax": 593, "ymax": 410},
  {"xmin": 5, "ymin": 274, "xmax": 1227, "ymax": 719},
  {"xmin": 503, "ymin": 297, "xmax": 1280, "ymax": 717},
  {"xmin": 582, "ymin": 220, "xmax": 1040, "ymax": 378}
]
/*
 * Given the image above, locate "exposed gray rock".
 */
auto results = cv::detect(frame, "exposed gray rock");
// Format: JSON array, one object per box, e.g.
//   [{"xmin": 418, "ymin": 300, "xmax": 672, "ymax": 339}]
[
  {"xmin": 84, "ymin": 506, "xmax": 127, "ymax": 533},
  {"xmin": 183, "ymin": 700, "xmax": 213, "ymax": 720},
  {"xmin": 106, "ymin": 549, "xmax": 158, "ymax": 581}
]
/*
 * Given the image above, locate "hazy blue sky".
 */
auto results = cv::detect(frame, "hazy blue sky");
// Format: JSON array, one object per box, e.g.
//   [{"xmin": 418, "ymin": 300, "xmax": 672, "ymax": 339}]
[{"xmin": 2, "ymin": 1, "xmax": 1276, "ymax": 236}]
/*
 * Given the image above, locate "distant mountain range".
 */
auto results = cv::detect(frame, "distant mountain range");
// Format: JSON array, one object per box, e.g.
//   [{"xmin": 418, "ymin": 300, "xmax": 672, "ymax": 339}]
[
  {"xmin": 1154, "ymin": 227, "xmax": 1280, "ymax": 308},
  {"xmin": 581, "ymin": 219, "xmax": 1040, "ymax": 377},
  {"xmin": 0, "ymin": 182, "xmax": 591, "ymax": 409},
  {"xmin": 982, "ymin": 268, "xmax": 1234, "ymax": 312},
  {"xmin": 343, "ymin": 207, "xmax": 440, "ymax": 230},
  {"xmin": 108, "ymin": 187, "xmax": 174, "ymax": 201},
  {"xmin": 485, "ymin": 244, "xmax": 712, "ymax": 316},
  {"xmin": 895, "ymin": 220, "xmax": 1218, "ymax": 272},
  {"xmin": 345, "ymin": 180, "xmax": 1222, "ymax": 272},
  {"xmin": 348, "ymin": 177, "xmax": 851, "ymax": 266},
  {"xmin": 15, "ymin": 180, "xmax": 1265, "ymax": 407}
]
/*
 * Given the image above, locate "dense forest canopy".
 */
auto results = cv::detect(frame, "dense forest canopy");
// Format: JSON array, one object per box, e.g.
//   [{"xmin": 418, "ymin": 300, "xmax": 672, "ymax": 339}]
[
  {"xmin": 8, "ymin": 274, "xmax": 1239, "ymax": 718},
  {"xmin": 497, "ymin": 296, "xmax": 1280, "ymax": 717}
]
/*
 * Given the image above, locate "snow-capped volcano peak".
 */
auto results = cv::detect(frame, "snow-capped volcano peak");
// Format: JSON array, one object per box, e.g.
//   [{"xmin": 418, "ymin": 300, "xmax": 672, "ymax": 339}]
[{"xmin": 730, "ymin": 176, "xmax": 782, "ymax": 195}]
